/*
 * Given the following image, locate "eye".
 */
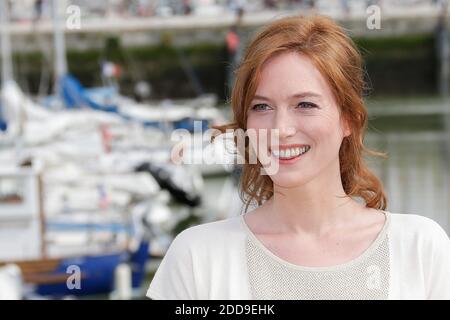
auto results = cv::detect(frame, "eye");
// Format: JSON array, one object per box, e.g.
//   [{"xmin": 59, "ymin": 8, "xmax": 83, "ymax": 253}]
[
  {"xmin": 297, "ymin": 102, "xmax": 318, "ymax": 109},
  {"xmin": 250, "ymin": 103, "xmax": 271, "ymax": 112}
]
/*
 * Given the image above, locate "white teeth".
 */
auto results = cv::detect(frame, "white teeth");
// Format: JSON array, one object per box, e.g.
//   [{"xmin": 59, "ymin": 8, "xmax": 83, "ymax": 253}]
[{"xmin": 271, "ymin": 146, "xmax": 310, "ymax": 159}]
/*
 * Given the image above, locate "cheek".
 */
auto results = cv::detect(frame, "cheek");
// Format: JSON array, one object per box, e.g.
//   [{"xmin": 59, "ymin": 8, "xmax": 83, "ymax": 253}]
[
  {"xmin": 314, "ymin": 111, "xmax": 344, "ymax": 135},
  {"xmin": 246, "ymin": 114, "xmax": 270, "ymax": 130},
  {"xmin": 301, "ymin": 115, "xmax": 345, "ymax": 155},
  {"xmin": 246, "ymin": 115, "xmax": 272, "ymax": 149},
  {"xmin": 298, "ymin": 116, "xmax": 331, "ymax": 139}
]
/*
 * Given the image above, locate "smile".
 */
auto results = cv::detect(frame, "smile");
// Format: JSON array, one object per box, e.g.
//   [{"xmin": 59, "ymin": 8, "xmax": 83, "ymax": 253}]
[{"xmin": 269, "ymin": 145, "xmax": 311, "ymax": 160}]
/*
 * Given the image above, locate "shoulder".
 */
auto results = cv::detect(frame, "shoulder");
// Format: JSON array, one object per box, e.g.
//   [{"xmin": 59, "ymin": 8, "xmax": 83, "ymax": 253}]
[
  {"xmin": 169, "ymin": 215, "xmax": 244, "ymax": 252},
  {"xmin": 387, "ymin": 211, "xmax": 450, "ymax": 246},
  {"xmin": 147, "ymin": 216, "xmax": 246, "ymax": 300},
  {"xmin": 176, "ymin": 215, "xmax": 243, "ymax": 240},
  {"xmin": 387, "ymin": 212, "xmax": 450, "ymax": 299},
  {"xmin": 388, "ymin": 212, "xmax": 447, "ymax": 234}
]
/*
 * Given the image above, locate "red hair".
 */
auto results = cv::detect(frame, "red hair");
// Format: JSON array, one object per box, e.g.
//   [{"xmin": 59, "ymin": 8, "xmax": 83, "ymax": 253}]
[{"xmin": 213, "ymin": 15, "xmax": 387, "ymax": 213}]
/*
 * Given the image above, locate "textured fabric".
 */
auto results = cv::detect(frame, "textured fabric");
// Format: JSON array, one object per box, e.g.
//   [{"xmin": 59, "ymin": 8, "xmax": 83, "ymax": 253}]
[
  {"xmin": 246, "ymin": 232, "xmax": 390, "ymax": 300},
  {"xmin": 147, "ymin": 211, "xmax": 450, "ymax": 300}
]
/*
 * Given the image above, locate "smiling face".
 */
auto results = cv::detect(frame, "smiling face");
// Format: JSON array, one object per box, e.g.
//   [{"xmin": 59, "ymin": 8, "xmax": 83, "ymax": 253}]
[{"xmin": 246, "ymin": 51, "xmax": 351, "ymax": 188}]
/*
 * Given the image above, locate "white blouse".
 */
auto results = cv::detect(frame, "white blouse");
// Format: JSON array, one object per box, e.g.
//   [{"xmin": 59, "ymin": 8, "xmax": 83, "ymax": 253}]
[{"xmin": 147, "ymin": 211, "xmax": 450, "ymax": 300}]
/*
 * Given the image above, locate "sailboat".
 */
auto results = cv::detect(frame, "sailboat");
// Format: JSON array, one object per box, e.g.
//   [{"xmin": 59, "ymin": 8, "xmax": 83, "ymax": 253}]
[
  {"xmin": 40, "ymin": 1, "xmax": 226, "ymax": 136},
  {"xmin": 0, "ymin": 161, "xmax": 154, "ymax": 298},
  {"xmin": 0, "ymin": 0, "xmax": 236, "ymax": 298},
  {"xmin": 0, "ymin": 0, "xmax": 161, "ymax": 299}
]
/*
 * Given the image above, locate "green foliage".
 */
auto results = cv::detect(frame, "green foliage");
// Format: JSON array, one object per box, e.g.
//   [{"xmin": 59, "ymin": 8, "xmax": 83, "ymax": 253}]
[
  {"xmin": 354, "ymin": 34, "xmax": 437, "ymax": 96},
  {"xmin": 12, "ymin": 34, "xmax": 438, "ymax": 100}
]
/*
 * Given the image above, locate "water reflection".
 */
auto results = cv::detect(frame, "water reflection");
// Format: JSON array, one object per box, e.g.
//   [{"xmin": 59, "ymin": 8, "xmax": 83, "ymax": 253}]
[{"xmin": 366, "ymin": 130, "xmax": 450, "ymax": 233}]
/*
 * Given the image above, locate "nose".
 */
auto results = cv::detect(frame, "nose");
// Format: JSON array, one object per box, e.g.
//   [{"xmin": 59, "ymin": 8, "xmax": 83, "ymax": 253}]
[{"xmin": 273, "ymin": 108, "xmax": 296, "ymax": 139}]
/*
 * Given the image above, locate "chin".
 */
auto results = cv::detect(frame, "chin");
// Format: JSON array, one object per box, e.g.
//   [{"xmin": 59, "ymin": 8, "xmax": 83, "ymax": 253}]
[{"xmin": 270, "ymin": 172, "xmax": 311, "ymax": 189}]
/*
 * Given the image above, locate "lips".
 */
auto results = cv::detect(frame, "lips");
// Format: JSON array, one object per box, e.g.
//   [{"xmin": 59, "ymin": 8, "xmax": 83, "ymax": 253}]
[{"xmin": 269, "ymin": 144, "xmax": 311, "ymax": 160}]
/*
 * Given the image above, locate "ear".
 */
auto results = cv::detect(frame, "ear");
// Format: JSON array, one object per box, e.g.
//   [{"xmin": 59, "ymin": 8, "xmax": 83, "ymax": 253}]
[{"xmin": 341, "ymin": 117, "xmax": 351, "ymax": 138}]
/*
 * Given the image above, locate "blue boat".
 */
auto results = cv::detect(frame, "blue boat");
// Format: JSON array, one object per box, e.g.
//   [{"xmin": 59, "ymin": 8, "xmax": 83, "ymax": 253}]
[{"xmin": 34, "ymin": 241, "xmax": 150, "ymax": 297}]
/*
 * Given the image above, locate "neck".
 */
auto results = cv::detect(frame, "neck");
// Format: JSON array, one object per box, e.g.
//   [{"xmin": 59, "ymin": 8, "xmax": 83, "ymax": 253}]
[{"xmin": 264, "ymin": 162, "xmax": 364, "ymax": 236}]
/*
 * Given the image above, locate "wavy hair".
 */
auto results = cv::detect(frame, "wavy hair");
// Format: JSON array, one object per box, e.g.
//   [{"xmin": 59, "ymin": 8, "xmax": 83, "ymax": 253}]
[{"xmin": 213, "ymin": 15, "xmax": 387, "ymax": 213}]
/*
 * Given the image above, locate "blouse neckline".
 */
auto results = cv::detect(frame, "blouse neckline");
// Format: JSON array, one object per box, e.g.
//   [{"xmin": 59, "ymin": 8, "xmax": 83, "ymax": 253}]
[{"xmin": 239, "ymin": 210, "xmax": 391, "ymax": 272}]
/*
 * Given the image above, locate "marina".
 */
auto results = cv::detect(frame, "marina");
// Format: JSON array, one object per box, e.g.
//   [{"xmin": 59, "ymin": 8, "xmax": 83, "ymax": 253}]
[{"xmin": 1, "ymin": 0, "xmax": 449, "ymax": 300}]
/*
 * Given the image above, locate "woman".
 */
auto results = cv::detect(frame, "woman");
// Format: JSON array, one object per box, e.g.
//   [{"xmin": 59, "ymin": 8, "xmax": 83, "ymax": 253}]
[{"xmin": 147, "ymin": 15, "xmax": 450, "ymax": 300}]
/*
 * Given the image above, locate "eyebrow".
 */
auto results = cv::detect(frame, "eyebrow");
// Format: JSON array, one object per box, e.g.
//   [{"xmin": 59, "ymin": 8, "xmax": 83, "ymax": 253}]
[{"xmin": 252, "ymin": 91, "xmax": 322, "ymax": 101}]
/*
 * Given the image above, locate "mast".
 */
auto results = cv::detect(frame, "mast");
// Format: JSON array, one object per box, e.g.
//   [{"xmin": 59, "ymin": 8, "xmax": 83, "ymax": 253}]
[
  {"xmin": 437, "ymin": 0, "xmax": 450, "ymax": 230},
  {"xmin": 51, "ymin": 0, "xmax": 68, "ymax": 94},
  {"xmin": 0, "ymin": 0, "xmax": 12, "ymax": 87},
  {"xmin": 0, "ymin": 0, "xmax": 14, "ymax": 133}
]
